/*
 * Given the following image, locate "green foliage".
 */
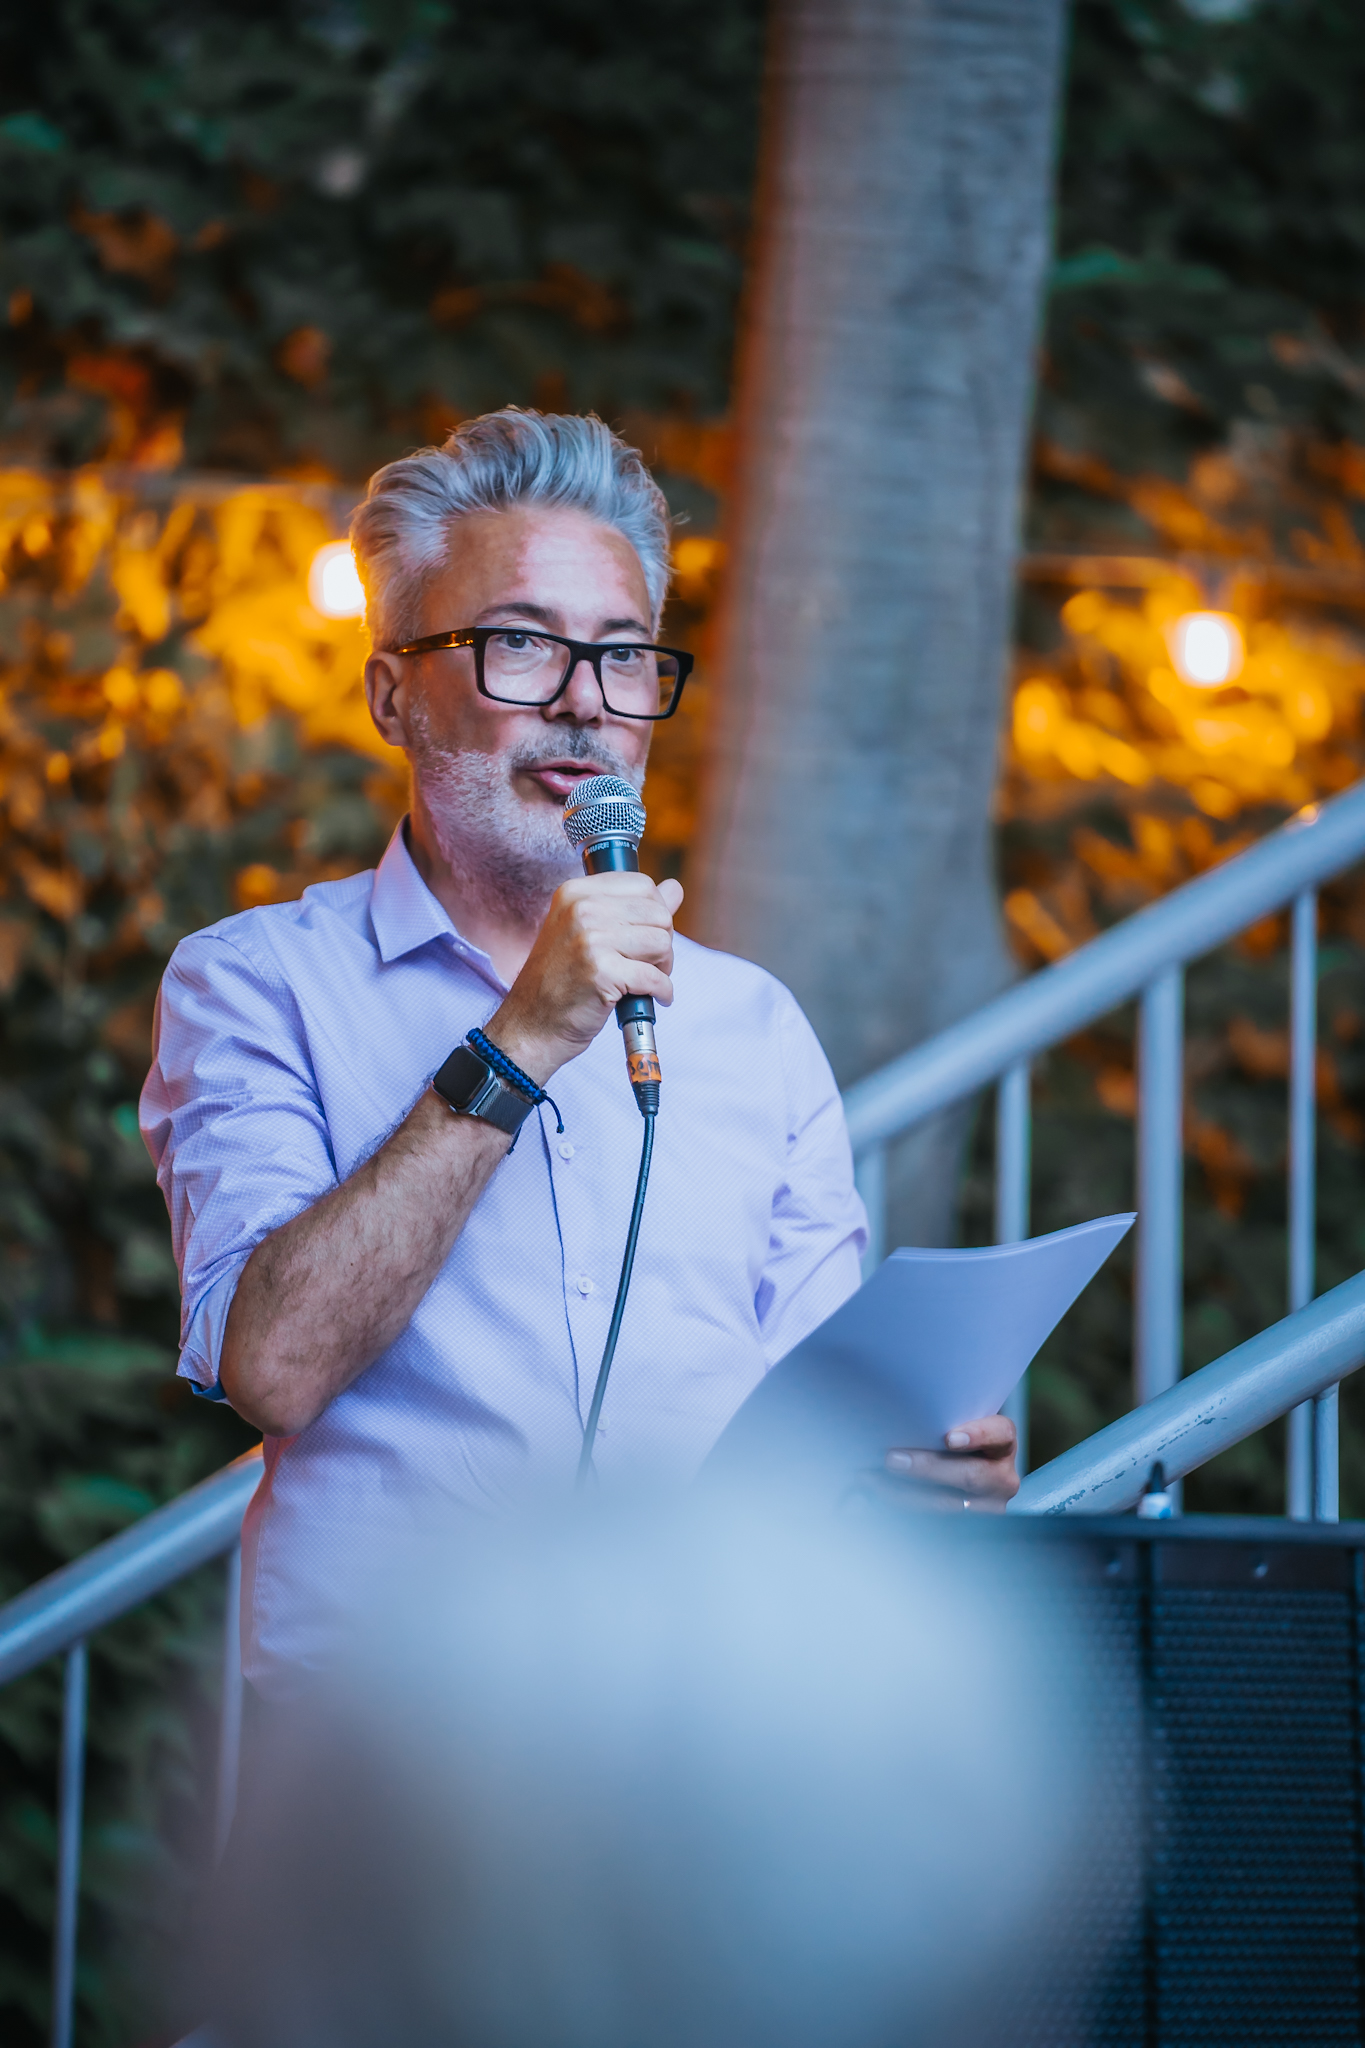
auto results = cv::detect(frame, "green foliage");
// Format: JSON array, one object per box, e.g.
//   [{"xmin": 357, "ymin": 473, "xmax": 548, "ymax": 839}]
[
  {"xmin": 0, "ymin": 0, "xmax": 765, "ymax": 477},
  {"xmin": 0, "ymin": 6, "xmax": 766, "ymax": 2030},
  {"xmin": 1003, "ymin": 0, "xmax": 1365, "ymax": 1513},
  {"xmin": 0, "ymin": 1330, "xmax": 252, "ymax": 2046},
  {"xmin": 0, "ymin": 473, "xmax": 390, "ymax": 2041},
  {"xmin": 960, "ymin": 843, "xmax": 1365, "ymax": 1516},
  {"xmin": 1038, "ymin": 0, "xmax": 1365, "ymax": 533}
]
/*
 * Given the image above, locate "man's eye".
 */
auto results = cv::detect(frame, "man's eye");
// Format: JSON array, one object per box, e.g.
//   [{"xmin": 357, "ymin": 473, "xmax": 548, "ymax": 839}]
[
  {"xmin": 607, "ymin": 645, "xmax": 643, "ymax": 664},
  {"xmin": 499, "ymin": 632, "xmax": 530, "ymax": 650}
]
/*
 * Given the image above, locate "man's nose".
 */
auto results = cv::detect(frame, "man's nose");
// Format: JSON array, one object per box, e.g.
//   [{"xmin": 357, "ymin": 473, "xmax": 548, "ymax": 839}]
[{"xmin": 544, "ymin": 652, "xmax": 603, "ymax": 723}]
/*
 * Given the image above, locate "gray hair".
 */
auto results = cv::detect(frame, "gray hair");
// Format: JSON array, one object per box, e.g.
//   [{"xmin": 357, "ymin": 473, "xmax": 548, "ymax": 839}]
[{"xmin": 350, "ymin": 409, "xmax": 673, "ymax": 649}]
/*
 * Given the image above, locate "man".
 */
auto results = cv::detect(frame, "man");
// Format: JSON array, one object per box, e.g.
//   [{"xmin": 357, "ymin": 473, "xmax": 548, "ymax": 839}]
[{"xmin": 141, "ymin": 409, "xmax": 1016, "ymax": 1698}]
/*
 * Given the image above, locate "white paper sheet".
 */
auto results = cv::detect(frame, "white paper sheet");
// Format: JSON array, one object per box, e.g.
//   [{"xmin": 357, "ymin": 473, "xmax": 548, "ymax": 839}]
[{"xmin": 703, "ymin": 1213, "xmax": 1135, "ymax": 1493}]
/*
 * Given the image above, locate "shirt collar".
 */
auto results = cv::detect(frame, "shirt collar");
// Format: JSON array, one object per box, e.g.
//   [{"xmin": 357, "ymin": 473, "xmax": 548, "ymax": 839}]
[{"xmin": 369, "ymin": 820, "xmax": 501, "ymax": 983}]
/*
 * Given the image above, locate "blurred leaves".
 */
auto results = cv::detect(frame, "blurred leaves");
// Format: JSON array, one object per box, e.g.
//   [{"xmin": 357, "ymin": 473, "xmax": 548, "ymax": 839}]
[
  {"xmin": 0, "ymin": 1329, "xmax": 254, "ymax": 2045},
  {"xmin": 956, "ymin": 0, "xmax": 1365, "ymax": 1524},
  {"xmin": 0, "ymin": 471, "xmax": 401, "ymax": 2042},
  {"xmin": 0, "ymin": 0, "xmax": 764, "ymax": 479},
  {"xmin": 0, "ymin": 3, "xmax": 766, "ymax": 2026}
]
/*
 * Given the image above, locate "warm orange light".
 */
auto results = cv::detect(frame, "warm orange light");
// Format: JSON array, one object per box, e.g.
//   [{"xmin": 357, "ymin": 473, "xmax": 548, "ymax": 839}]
[
  {"xmin": 1168, "ymin": 611, "xmax": 1244, "ymax": 688},
  {"xmin": 308, "ymin": 540, "xmax": 365, "ymax": 619}
]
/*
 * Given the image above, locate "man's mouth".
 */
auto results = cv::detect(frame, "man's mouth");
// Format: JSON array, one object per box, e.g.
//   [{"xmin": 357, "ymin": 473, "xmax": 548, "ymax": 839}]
[{"xmin": 522, "ymin": 760, "xmax": 610, "ymax": 800}]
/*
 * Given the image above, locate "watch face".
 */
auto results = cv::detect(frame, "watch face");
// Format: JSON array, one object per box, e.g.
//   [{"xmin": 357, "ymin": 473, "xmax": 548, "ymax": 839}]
[
  {"xmin": 433, "ymin": 1043, "xmax": 491, "ymax": 1111},
  {"xmin": 432, "ymin": 1043, "xmax": 532, "ymax": 1134}
]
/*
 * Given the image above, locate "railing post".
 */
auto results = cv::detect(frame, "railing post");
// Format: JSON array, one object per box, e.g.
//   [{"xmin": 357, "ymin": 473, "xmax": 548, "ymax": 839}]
[
  {"xmin": 995, "ymin": 1061, "xmax": 1032, "ymax": 1475},
  {"xmin": 51, "ymin": 1640, "xmax": 87, "ymax": 2048},
  {"xmin": 214, "ymin": 1544, "xmax": 244, "ymax": 1863},
  {"xmin": 1136, "ymin": 970, "xmax": 1185, "ymax": 1501},
  {"xmin": 1313, "ymin": 1387, "xmax": 1340, "ymax": 1522},
  {"xmin": 1287, "ymin": 887, "xmax": 1319, "ymax": 1518},
  {"xmin": 854, "ymin": 1142, "xmax": 887, "ymax": 1278}
]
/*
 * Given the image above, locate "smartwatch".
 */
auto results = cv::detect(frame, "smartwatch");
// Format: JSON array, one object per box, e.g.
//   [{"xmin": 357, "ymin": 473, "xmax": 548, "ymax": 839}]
[{"xmin": 432, "ymin": 1042, "xmax": 536, "ymax": 1136}]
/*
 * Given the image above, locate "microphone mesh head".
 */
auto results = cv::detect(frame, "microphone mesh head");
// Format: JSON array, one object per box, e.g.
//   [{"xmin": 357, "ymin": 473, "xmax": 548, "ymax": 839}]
[{"xmin": 562, "ymin": 774, "xmax": 647, "ymax": 850}]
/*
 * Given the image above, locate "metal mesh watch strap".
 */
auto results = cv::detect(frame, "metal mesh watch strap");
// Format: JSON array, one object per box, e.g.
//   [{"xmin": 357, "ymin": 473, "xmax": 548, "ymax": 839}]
[{"xmin": 432, "ymin": 1042, "xmax": 535, "ymax": 1136}]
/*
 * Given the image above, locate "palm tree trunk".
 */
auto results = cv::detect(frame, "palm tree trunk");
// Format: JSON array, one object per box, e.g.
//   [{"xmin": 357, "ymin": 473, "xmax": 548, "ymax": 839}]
[{"xmin": 689, "ymin": 0, "xmax": 1068, "ymax": 1243}]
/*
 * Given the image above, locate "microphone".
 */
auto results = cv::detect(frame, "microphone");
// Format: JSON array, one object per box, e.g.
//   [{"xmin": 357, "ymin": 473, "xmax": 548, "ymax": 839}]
[{"xmin": 562, "ymin": 774, "xmax": 661, "ymax": 1117}]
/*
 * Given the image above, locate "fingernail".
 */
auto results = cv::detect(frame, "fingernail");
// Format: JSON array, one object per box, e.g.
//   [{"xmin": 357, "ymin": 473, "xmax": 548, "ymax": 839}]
[
  {"xmin": 945, "ymin": 1430, "xmax": 971, "ymax": 1449},
  {"xmin": 886, "ymin": 1450, "xmax": 914, "ymax": 1473}
]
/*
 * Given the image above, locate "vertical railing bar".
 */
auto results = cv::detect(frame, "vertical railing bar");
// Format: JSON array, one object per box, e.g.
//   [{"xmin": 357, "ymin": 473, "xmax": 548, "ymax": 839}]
[
  {"xmin": 1137, "ymin": 968, "xmax": 1185, "ymax": 1507},
  {"xmin": 995, "ymin": 1061, "xmax": 1032, "ymax": 1477},
  {"xmin": 854, "ymin": 1142, "xmax": 887, "ymax": 1279},
  {"xmin": 214, "ymin": 1543, "xmax": 244, "ymax": 1864},
  {"xmin": 1288, "ymin": 887, "xmax": 1319, "ymax": 1518},
  {"xmin": 50, "ymin": 1639, "xmax": 88, "ymax": 2048},
  {"xmin": 1286, "ymin": 1401, "xmax": 1314, "ymax": 1521},
  {"xmin": 1313, "ymin": 1386, "xmax": 1340, "ymax": 1523}
]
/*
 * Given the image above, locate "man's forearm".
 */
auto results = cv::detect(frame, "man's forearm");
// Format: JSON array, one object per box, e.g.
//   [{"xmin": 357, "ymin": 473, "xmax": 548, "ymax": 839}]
[{"xmin": 219, "ymin": 1090, "xmax": 509, "ymax": 1436}]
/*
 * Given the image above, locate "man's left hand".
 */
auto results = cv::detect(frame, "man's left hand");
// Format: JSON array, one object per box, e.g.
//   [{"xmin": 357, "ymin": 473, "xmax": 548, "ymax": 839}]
[{"xmin": 884, "ymin": 1414, "xmax": 1019, "ymax": 1511}]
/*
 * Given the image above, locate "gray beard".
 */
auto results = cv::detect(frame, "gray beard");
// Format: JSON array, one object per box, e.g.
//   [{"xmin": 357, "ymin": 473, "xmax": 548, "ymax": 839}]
[{"xmin": 410, "ymin": 722, "xmax": 644, "ymax": 927}]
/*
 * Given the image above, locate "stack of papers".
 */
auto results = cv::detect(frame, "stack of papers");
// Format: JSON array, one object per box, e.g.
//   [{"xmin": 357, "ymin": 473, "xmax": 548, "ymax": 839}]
[{"xmin": 704, "ymin": 1215, "xmax": 1135, "ymax": 1493}]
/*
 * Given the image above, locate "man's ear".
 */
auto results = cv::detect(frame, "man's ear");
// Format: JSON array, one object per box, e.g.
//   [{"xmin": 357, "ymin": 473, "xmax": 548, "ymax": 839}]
[{"xmin": 365, "ymin": 651, "xmax": 412, "ymax": 749}]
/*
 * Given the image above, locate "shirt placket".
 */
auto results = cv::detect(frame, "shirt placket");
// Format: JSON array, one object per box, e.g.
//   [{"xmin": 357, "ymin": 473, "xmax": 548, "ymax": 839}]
[{"xmin": 544, "ymin": 1119, "xmax": 616, "ymax": 1439}]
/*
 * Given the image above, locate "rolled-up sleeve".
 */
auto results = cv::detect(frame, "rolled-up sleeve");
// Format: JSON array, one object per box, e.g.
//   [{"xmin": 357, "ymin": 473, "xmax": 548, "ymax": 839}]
[
  {"xmin": 139, "ymin": 932, "xmax": 339, "ymax": 1395},
  {"xmin": 755, "ymin": 990, "xmax": 867, "ymax": 1367}
]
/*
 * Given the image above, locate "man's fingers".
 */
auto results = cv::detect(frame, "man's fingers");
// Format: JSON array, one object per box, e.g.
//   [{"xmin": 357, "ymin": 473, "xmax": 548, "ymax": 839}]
[
  {"xmin": 884, "ymin": 1412, "xmax": 1020, "ymax": 1505},
  {"xmin": 885, "ymin": 1449, "xmax": 1012, "ymax": 1496},
  {"xmin": 941, "ymin": 1413, "xmax": 1016, "ymax": 1455},
  {"xmin": 562, "ymin": 871, "xmax": 676, "ymax": 914},
  {"xmin": 601, "ymin": 957, "xmax": 674, "ymax": 1007}
]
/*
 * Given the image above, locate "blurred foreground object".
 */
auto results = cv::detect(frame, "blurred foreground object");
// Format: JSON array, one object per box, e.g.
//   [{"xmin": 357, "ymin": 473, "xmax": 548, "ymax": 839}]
[{"xmin": 204, "ymin": 1496, "xmax": 1131, "ymax": 2048}]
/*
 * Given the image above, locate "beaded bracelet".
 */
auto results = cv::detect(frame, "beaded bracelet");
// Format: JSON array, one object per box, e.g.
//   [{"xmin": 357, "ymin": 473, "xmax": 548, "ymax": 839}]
[{"xmin": 467, "ymin": 1027, "xmax": 564, "ymax": 1134}]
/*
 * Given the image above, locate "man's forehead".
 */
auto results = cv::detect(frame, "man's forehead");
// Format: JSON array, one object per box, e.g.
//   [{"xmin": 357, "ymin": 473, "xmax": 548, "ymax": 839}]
[
  {"xmin": 438, "ymin": 505, "xmax": 644, "ymax": 580},
  {"xmin": 423, "ymin": 507, "xmax": 652, "ymax": 631}
]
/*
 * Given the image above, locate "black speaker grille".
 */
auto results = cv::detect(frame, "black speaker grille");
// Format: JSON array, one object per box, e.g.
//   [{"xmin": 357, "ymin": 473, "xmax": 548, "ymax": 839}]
[
  {"xmin": 901, "ymin": 1520, "xmax": 1365, "ymax": 2048},
  {"xmin": 1152, "ymin": 1588, "xmax": 1361, "ymax": 2044}
]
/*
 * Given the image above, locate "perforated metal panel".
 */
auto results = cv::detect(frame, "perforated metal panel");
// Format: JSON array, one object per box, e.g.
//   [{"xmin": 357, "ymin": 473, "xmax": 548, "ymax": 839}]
[{"xmin": 969, "ymin": 1519, "xmax": 1365, "ymax": 2048}]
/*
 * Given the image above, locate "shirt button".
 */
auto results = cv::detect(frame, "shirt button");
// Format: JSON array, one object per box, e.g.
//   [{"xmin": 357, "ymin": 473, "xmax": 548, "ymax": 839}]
[
  {"xmin": 575, "ymin": 1274, "xmax": 594, "ymax": 1296},
  {"xmin": 557, "ymin": 1139, "xmax": 575, "ymax": 1160}
]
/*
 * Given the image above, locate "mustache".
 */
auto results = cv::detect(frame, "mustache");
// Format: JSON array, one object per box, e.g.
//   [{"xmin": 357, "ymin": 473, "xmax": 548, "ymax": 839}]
[{"xmin": 502, "ymin": 731, "xmax": 643, "ymax": 793}]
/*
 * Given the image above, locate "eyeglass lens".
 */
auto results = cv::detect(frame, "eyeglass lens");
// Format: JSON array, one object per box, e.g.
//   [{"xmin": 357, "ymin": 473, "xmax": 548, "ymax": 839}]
[{"xmin": 482, "ymin": 631, "xmax": 679, "ymax": 717}]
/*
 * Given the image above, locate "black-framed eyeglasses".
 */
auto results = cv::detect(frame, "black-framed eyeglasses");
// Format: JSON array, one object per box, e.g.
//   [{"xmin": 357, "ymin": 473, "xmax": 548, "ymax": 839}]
[{"xmin": 392, "ymin": 626, "xmax": 693, "ymax": 721}]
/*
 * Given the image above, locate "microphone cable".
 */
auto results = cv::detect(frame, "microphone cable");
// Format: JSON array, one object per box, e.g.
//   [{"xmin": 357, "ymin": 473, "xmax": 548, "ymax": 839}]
[
  {"xmin": 561, "ymin": 773, "xmax": 667, "ymax": 1489},
  {"xmin": 576, "ymin": 1101, "xmax": 655, "ymax": 1488}
]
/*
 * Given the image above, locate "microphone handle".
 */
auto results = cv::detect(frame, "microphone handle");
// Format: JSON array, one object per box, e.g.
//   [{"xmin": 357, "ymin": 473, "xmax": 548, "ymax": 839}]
[{"xmin": 581, "ymin": 837, "xmax": 661, "ymax": 1115}]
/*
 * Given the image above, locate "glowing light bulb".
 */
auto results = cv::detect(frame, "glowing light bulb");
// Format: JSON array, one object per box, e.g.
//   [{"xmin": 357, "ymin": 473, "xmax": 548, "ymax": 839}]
[
  {"xmin": 309, "ymin": 541, "xmax": 365, "ymax": 619},
  {"xmin": 1169, "ymin": 611, "xmax": 1244, "ymax": 688}
]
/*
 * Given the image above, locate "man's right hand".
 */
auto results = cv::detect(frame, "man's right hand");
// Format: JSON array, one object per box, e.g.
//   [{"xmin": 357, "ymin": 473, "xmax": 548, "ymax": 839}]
[{"xmin": 488, "ymin": 871, "xmax": 684, "ymax": 1083}]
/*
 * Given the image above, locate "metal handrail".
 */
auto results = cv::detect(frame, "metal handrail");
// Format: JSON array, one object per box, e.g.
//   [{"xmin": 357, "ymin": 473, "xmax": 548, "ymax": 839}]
[
  {"xmin": 843, "ymin": 783, "xmax": 1365, "ymax": 1151},
  {"xmin": 0, "ymin": 1448, "xmax": 263, "ymax": 1688},
  {"xmin": 1012, "ymin": 1268, "xmax": 1365, "ymax": 1517},
  {"xmin": 1, "ymin": 1447, "xmax": 262, "ymax": 2048},
  {"xmin": 840, "ymin": 778, "xmax": 1365, "ymax": 1499},
  {"xmin": 4, "ymin": 1254, "xmax": 1360, "ymax": 1659}
]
